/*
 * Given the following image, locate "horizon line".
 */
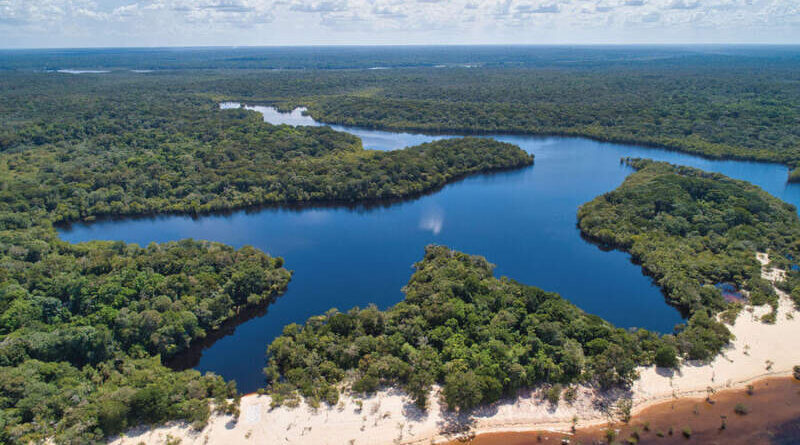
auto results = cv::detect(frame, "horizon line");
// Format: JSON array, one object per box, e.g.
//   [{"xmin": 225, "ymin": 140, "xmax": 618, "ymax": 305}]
[{"xmin": 3, "ymin": 42, "xmax": 800, "ymax": 52}]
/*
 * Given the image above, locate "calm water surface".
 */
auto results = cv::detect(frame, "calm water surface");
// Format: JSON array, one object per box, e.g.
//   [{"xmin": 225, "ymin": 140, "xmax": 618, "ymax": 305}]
[{"xmin": 59, "ymin": 104, "xmax": 800, "ymax": 392}]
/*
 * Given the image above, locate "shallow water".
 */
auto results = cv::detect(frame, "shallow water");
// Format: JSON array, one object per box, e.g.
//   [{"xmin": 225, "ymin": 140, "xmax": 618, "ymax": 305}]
[{"xmin": 59, "ymin": 105, "xmax": 800, "ymax": 392}]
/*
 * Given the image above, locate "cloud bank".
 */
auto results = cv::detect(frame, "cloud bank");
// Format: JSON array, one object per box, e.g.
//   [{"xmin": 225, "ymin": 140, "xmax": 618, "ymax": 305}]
[{"xmin": 0, "ymin": 0, "xmax": 798, "ymax": 47}]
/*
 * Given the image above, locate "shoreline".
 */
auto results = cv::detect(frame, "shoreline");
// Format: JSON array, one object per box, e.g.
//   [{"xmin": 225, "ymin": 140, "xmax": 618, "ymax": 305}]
[
  {"xmin": 449, "ymin": 371, "xmax": 800, "ymax": 444},
  {"xmin": 229, "ymin": 101, "xmax": 798, "ymax": 183},
  {"xmin": 111, "ymin": 255, "xmax": 800, "ymax": 445},
  {"xmin": 460, "ymin": 375, "xmax": 800, "ymax": 445}
]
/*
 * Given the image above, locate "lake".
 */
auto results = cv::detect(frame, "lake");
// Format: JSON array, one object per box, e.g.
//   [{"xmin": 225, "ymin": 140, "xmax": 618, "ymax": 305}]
[{"xmin": 59, "ymin": 104, "xmax": 800, "ymax": 393}]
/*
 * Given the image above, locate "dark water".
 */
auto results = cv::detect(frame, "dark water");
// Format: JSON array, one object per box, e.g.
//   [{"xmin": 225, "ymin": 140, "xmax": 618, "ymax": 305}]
[{"xmin": 59, "ymin": 105, "xmax": 800, "ymax": 393}]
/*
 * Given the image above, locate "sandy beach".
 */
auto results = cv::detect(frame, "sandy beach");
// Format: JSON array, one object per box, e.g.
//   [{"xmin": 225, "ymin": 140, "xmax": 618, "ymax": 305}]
[{"xmin": 111, "ymin": 254, "xmax": 800, "ymax": 445}]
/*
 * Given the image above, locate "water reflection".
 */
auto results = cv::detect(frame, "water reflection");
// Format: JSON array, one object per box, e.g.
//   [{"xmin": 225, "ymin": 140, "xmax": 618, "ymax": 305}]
[{"xmin": 419, "ymin": 205, "xmax": 445, "ymax": 235}]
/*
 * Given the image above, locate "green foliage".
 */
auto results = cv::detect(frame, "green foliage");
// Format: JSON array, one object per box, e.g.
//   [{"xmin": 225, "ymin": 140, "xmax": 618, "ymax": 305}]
[
  {"xmin": 0, "ymin": 357, "xmax": 236, "ymax": 444},
  {"xmin": 563, "ymin": 385, "xmax": 578, "ymax": 404},
  {"xmin": 616, "ymin": 398, "xmax": 633, "ymax": 423},
  {"xmin": 0, "ymin": 85, "xmax": 531, "ymax": 226},
  {"xmin": 0, "ymin": 235, "xmax": 288, "ymax": 443},
  {"xmin": 280, "ymin": 61, "xmax": 800, "ymax": 180},
  {"xmin": 545, "ymin": 384, "xmax": 562, "ymax": 406},
  {"xmin": 789, "ymin": 167, "xmax": 800, "ymax": 183},
  {"xmin": 579, "ymin": 159, "xmax": 800, "ymax": 359},
  {"xmin": 0, "ymin": 236, "xmax": 290, "ymax": 366},
  {"xmin": 2, "ymin": 52, "xmax": 799, "ymax": 440},
  {"xmin": 265, "ymin": 246, "xmax": 669, "ymax": 411},
  {"xmin": 654, "ymin": 345, "xmax": 679, "ymax": 369},
  {"xmin": 0, "ymin": 71, "xmax": 532, "ymax": 442}
]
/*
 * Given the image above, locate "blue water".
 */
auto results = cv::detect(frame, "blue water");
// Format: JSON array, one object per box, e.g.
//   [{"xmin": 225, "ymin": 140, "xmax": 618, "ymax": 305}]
[{"xmin": 58, "ymin": 105, "xmax": 800, "ymax": 393}]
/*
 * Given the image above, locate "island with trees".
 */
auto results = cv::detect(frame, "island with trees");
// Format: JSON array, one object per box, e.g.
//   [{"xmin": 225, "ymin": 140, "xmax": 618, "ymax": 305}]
[
  {"xmin": 579, "ymin": 159, "xmax": 800, "ymax": 357},
  {"xmin": 264, "ymin": 245, "xmax": 670, "ymax": 411}
]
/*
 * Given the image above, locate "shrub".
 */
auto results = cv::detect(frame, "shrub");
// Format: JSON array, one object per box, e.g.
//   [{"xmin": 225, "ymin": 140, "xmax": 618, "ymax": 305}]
[
  {"xmin": 616, "ymin": 398, "xmax": 633, "ymax": 423},
  {"xmin": 563, "ymin": 386, "xmax": 578, "ymax": 405},
  {"xmin": 546, "ymin": 384, "xmax": 562, "ymax": 406},
  {"xmin": 654, "ymin": 345, "xmax": 679, "ymax": 368}
]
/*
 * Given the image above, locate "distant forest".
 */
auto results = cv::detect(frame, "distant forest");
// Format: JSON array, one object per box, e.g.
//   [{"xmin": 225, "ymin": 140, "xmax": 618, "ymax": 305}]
[{"xmin": 3, "ymin": 46, "xmax": 799, "ymax": 179}]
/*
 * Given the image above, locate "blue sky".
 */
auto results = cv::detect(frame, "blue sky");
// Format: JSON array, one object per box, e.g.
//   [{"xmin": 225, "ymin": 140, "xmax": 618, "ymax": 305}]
[{"xmin": 1, "ymin": 0, "xmax": 798, "ymax": 48}]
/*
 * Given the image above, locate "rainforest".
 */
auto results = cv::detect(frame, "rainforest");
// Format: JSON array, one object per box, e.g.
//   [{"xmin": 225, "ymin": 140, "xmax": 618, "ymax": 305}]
[{"xmin": 1, "ymin": 47, "xmax": 800, "ymax": 444}]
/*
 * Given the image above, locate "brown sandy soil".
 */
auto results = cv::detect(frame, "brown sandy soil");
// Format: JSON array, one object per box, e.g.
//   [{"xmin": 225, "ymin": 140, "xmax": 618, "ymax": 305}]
[{"xmin": 456, "ymin": 376, "xmax": 800, "ymax": 445}]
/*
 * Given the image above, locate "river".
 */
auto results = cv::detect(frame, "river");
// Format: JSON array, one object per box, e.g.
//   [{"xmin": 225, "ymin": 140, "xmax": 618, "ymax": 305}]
[{"xmin": 58, "ymin": 103, "xmax": 800, "ymax": 393}]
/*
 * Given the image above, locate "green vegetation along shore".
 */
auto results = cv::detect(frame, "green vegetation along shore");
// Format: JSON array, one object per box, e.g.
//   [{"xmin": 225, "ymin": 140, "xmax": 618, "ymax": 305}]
[
  {"xmin": 579, "ymin": 159, "xmax": 800, "ymax": 358},
  {"xmin": 261, "ymin": 62, "xmax": 800, "ymax": 180},
  {"xmin": 0, "ymin": 77, "xmax": 533, "ymax": 443},
  {"xmin": 2, "ymin": 49, "xmax": 800, "ymax": 441},
  {"xmin": 0, "ymin": 79, "xmax": 532, "ymax": 226},
  {"xmin": 0, "ymin": 235, "xmax": 289, "ymax": 443},
  {"xmin": 266, "ymin": 159, "xmax": 800, "ymax": 413},
  {"xmin": 265, "ymin": 245, "xmax": 671, "ymax": 411},
  {"xmin": 5, "ymin": 49, "xmax": 800, "ymax": 182}
]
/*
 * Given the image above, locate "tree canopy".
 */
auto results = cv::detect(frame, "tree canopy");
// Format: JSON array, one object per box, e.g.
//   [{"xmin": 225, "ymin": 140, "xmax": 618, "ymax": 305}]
[
  {"xmin": 0, "ymin": 70, "xmax": 533, "ymax": 443},
  {"xmin": 265, "ymin": 245, "xmax": 668, "ymax": 411},
  {"xmin": 579, "ymin": 159, "xmax": 800, "ymax": 357}
]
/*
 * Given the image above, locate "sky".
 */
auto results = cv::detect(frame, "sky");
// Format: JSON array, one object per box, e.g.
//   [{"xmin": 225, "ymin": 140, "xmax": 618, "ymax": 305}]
[{"xmin": 0, "ymin": 0, "xmax": 798, "ymax": 48}]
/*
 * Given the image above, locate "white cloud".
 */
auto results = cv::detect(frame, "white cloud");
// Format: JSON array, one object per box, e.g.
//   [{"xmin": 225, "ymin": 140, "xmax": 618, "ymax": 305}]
[
  {"xmin": 290, "ymin": 0, "xmax": 348, "ymax": 13},
  {"xmin": 0, "ymin": 0, "xmax": 799, "ymax": 46},
  {"xmin": 642, "ymin": 10, "xmax": 660, "ymax": 21},
  {"xmin": 515, "ymin": 3, "xmax": 560, "ymax": 14},
  {"xmin": 667, "ymin": 0, "xmax": 700, "ymax": 10}
]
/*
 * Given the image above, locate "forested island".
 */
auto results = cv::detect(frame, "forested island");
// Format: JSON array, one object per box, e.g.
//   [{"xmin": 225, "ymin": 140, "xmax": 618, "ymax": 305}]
[
  {"xmin": 579, "ymin": 159, "xmax": 800, "ymax": 355},
  {"xmin": 265, "ymin": 245, "xmax": 670, "ymax": 411}
]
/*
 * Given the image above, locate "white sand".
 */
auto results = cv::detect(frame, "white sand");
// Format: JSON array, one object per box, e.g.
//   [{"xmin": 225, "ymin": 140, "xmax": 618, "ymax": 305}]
[{"xmin": 111, "ymin": 254, "xmax": 800, "ymax": 445}]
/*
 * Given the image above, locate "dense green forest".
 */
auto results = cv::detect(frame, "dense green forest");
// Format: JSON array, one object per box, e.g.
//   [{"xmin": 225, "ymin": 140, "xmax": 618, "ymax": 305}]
[
  {"xmin": 0, "ymin": 70, "xmax": 533, "ymax": 442},
  {"xmin": 1, "ymin": 45, "xmax": 797, "ymax": 71},
  {"xmin": 265, "ymin": 245, "xmax": 671, "ymax": 411},
  {"xmin": 4, "ymin": 47, "xmax": 800, "ymax": 181},
  {"xmin": 295, "ymin": 65, "xmax": 800, "ymax": 179},
  {"xmin": 1, "ymin": 48, "xmax": 799, "ymax": 441},
  {"xmin": 0, "ymin": 235, "xmax": 289, "ymax": 443},
  {"xmin": 579, "ymin": 159, "xmax": 800, "ymax": 356},
  {"xmin": 0, "ymin": 77, "xmax": 531, "ymax": 225},
  {"xmin": 265, "ymin": 160, "xmax": 800, "ymax": 412}
]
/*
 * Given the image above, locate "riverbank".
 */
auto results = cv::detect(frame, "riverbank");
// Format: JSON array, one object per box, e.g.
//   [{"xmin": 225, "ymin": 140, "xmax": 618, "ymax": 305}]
[
  {"xmin": 111, "ymin": 254, "xmax": 800, "ymax": 445},
  {"xmin": 458, "ymin": 376, "xmax": 800, "ymax": 444}
]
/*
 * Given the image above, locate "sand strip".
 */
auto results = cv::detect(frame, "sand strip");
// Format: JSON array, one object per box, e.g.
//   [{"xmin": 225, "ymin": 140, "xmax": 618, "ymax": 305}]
[{"xmin": 111, "ymin": 254, "xmax": 800, "ymax": 445}]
